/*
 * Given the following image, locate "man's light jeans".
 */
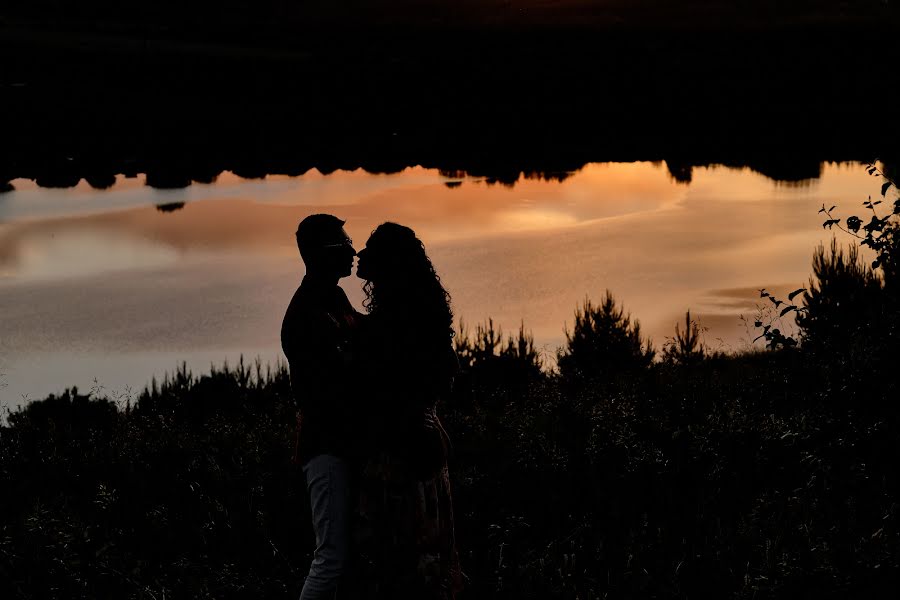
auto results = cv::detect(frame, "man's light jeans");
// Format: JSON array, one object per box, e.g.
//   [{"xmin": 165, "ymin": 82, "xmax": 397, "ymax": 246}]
[{"xmin": 300, "ymin": 454, "xmax": 352, "ymax": 600}]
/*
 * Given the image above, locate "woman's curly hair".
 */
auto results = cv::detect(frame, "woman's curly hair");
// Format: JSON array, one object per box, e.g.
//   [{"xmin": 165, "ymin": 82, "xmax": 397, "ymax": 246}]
[{"xmin": 362, "ymin": 222, "xmax": 453, "ymax": 344}]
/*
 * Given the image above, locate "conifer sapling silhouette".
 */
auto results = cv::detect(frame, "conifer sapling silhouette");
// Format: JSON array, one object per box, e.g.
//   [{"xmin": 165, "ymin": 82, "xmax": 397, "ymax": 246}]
[
  {"xmin": 557, "ymin": 291, "xmax": 654, "ymax": 382},
  {"xmin": 662, "ymin": 311, "xmax": 705, "ymax": 366}
]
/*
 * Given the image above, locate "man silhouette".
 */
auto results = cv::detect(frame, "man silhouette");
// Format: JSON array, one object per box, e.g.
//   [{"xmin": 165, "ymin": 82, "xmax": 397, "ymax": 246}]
[{"xmin": 281, "ymin": 214, "xmax": 361, "ymax": 600}]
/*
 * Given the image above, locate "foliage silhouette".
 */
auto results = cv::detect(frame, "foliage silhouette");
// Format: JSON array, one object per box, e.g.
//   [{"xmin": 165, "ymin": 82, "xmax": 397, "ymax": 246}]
[
  {"xmin": 797, "ymin": 239, "xmax": 885, "ymax": 355},
  {"xmin": 662, "ymin": 311, "xmax": 706, "ymax": 366},
  {"xmin": 455, "ymin": 320, "xmax": 543, "ymax": 381},
  {"xmin": 819, "ymin": 162, "xmax": 899, "ymax": 277},
  {"xmin": 750, "ymin": 287, "xmax": 806, "ymax": 350},
  {"xmin": 798, "ymin": 163, "xmax": 900, "ymax": 401},
  {"xmin": 557, "ymin": 291, "xmax": 654, "ymax": 384},
  {"xmin": 3, "ymin": 307, "xmax": 900, "ymax": 598}
]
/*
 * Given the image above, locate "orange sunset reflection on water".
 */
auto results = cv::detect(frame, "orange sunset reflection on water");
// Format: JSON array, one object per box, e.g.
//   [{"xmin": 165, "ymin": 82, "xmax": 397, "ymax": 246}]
[{"xmin": 0, "ymin": 162, "xmax": 884, "ymax": 405}]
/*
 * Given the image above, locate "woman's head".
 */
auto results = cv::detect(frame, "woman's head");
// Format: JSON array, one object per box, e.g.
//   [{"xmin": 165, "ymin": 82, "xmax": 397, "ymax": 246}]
[
  {"xmin": 357, "ymin": 222, "xmax": 453, "ymax": 340},
  {"xmin": 356, "ymin": 222, "xmax": 422, "ymax": 283}
]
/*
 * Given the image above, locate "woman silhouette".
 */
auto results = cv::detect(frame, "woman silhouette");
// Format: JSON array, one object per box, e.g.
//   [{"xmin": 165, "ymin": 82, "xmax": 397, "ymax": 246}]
[{"xmin": 354, "ymin": 222, "xmax": 463, "ymax": 600}]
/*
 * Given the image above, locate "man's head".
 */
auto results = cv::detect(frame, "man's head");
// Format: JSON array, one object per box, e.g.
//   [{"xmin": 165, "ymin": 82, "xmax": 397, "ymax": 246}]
[{"xmin": 295, "ymin": 214, "xmax": 355, "ymax": 279}]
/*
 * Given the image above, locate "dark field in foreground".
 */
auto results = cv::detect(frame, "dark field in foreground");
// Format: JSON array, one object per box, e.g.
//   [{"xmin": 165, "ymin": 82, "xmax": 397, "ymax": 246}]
[{"xmin": 3, "ymin": 289, "xmax": 899, "ymax": 599}]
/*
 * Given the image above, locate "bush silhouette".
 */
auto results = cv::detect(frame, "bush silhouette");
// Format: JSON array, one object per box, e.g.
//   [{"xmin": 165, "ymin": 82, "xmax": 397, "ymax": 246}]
[
  {"xmin": 557, "ymin": 291, "xmax": 654, "ymax": 383},
  {"xmin": 6, "ymin": 387, "xmax": 121, "ymax": 451},
  {"xmin": 798, "ymin": 239, "xmax": 884, "ymax": 358},
  {"xmin": 455, "ymin": 319, "xmax": 543, "ymax": 394},
  {"xmin": 662, "ymin": 310, "xmax": 706, "ymax": 366},
  {"xmin": 4, "ymin": 299, "xmax": 900, "ymax": 598},
  {"xmin": 878, "ymin": 222, "xmax": 900, "ymax": 295}
]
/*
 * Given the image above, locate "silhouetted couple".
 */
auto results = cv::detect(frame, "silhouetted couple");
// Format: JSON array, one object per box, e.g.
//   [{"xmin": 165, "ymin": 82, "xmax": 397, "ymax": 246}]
[{"xmin": 281, "ymin": 214, "xmax": 462, "ymax": 600}]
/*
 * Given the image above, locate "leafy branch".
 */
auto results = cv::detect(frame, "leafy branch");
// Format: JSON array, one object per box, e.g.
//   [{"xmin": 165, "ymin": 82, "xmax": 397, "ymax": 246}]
[
  {"xmin": 751, "ymin": 288, "xmax": 807, "ymax": 349},
  {"xmin": 819, "ymin": 161, "xmax": 899, "ymax": 270},
  {"xmin": 756, "ymin": 160, "xmax": 899, "ymax": 352}
]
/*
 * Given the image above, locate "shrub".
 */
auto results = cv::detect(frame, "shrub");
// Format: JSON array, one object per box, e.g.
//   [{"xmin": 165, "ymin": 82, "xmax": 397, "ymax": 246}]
[
  {"xmin": 557, "ymin": 291, "xmax": 654, "ymax": 383},
  {"xmin": 797, "ymin": 239, "xmax": 884, "ymax": 358},
  {"xmin": 662, "ymin": 311, "xmax": 706, "ymax": 366}
]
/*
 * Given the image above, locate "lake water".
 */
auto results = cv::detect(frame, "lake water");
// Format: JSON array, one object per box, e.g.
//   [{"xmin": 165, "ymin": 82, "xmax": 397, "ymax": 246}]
[{"xmin": 0, "ymin": 162, "xmax": 886, "ymax": 409}]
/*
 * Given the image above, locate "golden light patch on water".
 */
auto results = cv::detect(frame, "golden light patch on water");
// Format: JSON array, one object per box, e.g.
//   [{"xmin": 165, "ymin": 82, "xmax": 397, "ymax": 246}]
[{"xmin": 498, "ymin": 208, "xmax": 580, "ymax": 231}]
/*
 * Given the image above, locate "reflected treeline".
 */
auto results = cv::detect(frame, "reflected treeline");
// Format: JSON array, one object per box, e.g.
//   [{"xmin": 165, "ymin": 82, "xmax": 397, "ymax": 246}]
[
  {"xmin": 3, "ymin": 156, "xmax": 896, "ymax": 194},
  {"xmin": 663, "ymin": 157, "xmax": 828, "ymax": 186},
  {"xmin": 2, "ymin": 8, "xmax": 900, "ymax": 193}
]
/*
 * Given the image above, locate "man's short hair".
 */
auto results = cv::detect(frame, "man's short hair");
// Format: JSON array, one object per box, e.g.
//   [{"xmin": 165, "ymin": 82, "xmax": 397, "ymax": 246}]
[{"xmin": 295, "ymin": 213, "xmax": 346, "ymax": 259}]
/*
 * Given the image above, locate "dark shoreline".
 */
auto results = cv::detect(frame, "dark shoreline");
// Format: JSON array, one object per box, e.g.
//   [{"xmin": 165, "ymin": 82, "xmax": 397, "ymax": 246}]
[{"xmin": 3, "ymin": 17, "xmax": 899, "ymax": 188}]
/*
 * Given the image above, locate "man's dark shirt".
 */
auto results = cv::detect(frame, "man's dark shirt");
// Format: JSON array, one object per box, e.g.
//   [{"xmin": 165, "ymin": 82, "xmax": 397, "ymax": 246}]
[{"xmin": 281, "ymin": 277, "xmax": 361, "ymax": 463}]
